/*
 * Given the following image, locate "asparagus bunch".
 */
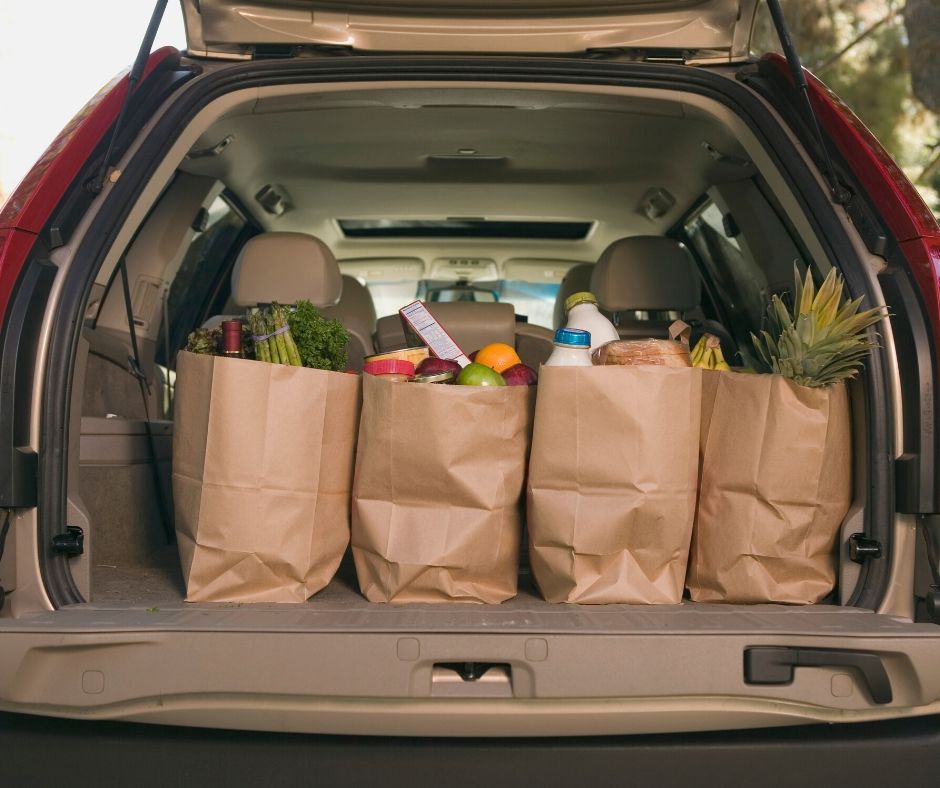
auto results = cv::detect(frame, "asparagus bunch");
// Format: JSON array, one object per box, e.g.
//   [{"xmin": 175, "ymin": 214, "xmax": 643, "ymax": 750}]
[{"xmin": 250, "ymin": 303, "xmax": 302, "ymax": 366}]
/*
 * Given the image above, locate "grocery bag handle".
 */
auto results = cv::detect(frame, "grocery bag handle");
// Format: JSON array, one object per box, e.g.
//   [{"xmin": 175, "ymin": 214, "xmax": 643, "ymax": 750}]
[{"xmin": 668, "ymin": 320, "xmax": 692, "ymax": 349}]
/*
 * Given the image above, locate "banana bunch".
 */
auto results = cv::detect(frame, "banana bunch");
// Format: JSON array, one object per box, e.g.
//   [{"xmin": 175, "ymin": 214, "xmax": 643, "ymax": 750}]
[{"xmin": 690, "ymin": 333, "xmax": 731, "ymax": 371}]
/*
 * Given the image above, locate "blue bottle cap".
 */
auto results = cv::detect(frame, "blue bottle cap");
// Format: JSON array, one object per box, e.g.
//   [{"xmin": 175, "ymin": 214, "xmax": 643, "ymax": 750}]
[{"xmin": 553, "ymin": 327, "xmax": 591, "ymax": 347}]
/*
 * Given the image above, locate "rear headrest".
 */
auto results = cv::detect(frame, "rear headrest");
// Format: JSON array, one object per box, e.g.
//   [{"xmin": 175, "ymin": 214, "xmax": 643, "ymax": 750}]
[
  {"xmin": 591, "ymin": 236, "xmax": 700, "ymax": 312},
  {"xmin": 553, "ymin": 263, "xmax": 594, "ymax": 329},
  {"xmin": 231, "ymin": 232, "xmax": 342, "ymax": 308},
  {"xmin": 374, "ymin": 302, "xmax": 516, "ymax": 354}
]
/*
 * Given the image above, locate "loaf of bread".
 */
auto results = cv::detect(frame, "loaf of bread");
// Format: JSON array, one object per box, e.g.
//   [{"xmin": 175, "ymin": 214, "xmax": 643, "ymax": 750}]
[{"xmin": 592, "ymin": 339, "xmax": 691, "ymax": 367}]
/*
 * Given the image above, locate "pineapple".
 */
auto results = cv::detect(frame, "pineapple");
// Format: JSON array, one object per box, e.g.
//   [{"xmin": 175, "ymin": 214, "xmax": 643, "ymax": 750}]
[{"xmin": 751, "ymin": 266, "xmax": 885, "ymax": 388}]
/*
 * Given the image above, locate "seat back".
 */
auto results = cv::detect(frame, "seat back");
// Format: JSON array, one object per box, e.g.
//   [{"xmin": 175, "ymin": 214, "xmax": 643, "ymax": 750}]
[
  {"xmin": 231, "ymin": 231, "xmax": 343, "ymax": 308},
  {"xmin": 552, "ymin": 263, "xmax": 594, "ymax": 329},
  {"xmin": 590, "ymin": 236, "xmax": 699, "ymax": 339},
  {"xmin": 320, "ymin": 275, "xmax": 377, "ymax": 371},
  {"xmin": 205, "ymin": 231, "xmax": 384, "ymax": 366},
  {"xmin": 375, "ymin": 302, "xmax": 517, "ymax": 355}
]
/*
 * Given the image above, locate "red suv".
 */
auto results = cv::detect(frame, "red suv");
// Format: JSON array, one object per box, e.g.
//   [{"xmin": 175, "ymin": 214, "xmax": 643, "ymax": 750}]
[{"xmin": 1, "ymin": 2, "xmax": 939, "ymax": 784}]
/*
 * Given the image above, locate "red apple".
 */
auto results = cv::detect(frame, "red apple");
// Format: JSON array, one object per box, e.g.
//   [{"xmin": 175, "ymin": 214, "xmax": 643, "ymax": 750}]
[
  {"xmin": 501, "ymin": 363, "xmax": 538, "ymax": 386},
  {"xmin": 468, "ymin": 350, "xmax": 478, "ymax": 362},
  {"xmin": 416, "ymin": 357, "xmax": 462, "ymax": 377}
]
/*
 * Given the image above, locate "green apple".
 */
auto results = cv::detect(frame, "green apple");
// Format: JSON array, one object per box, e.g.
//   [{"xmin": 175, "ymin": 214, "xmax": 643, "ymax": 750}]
[{"xmin": 456, "ymin": 362, "xmax": 506, "ymax": 387}]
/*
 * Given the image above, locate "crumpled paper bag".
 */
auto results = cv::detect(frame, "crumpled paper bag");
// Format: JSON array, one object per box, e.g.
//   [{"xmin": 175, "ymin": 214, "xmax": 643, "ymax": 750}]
[
  {"xmin": 172, "ymin": 351, "xmax": 360, "ymax": 602},
  {"xmin": 527, "ymin": 365, "xmax": 702, "ymax": 604},
  {"xmin": 687, "ymin": 372, "xmax": 851, "ymax": 604},
  {"xmin": 351, "ymin": 374, "xmax": 534, "ymax": 603}
]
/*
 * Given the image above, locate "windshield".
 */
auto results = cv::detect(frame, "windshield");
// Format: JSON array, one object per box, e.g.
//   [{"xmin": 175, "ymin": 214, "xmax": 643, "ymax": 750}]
[{"xmin": 363, "ymin": 279, "xmax": 560, "ymax": 328}]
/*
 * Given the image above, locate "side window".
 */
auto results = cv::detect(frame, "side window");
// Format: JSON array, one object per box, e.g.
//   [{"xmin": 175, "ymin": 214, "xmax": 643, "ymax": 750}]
[
  {"xmin": 683, "ymin": 201, "xmax": 769, "ymax": 352},
  {"xmin": 159, "ymin": 194, "xmax": 248, "ymax": 366}
]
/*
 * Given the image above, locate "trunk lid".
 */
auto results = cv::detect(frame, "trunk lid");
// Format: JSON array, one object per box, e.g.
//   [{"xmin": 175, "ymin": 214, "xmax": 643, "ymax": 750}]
[{"xmin": 180, "ymin": 0, "xmax": 759, "ymax": 62}]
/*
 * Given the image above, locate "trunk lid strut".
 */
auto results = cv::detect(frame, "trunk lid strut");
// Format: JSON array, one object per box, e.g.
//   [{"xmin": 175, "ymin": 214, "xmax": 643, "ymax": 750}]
[
  {"xmin": 765, "ymin": 0, "xmax": 851, "ymax": 205},
  {"xmin": 88, "ymin": 0, "xmax": 170, "ymax": 195}
]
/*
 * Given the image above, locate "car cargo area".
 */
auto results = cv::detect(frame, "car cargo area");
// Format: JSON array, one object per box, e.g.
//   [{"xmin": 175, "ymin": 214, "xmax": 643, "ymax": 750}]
[
  {"xmin": 69, "ymin": 78, "xmax": 879, "ymax": 612},
  {"xmin": 7, "ymin": 67, "xmax": 939, "ymax": 737}
]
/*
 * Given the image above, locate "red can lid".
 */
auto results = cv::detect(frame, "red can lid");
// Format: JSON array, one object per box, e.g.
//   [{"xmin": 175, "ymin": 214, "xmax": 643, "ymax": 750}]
[{"xmin": 363, "ymin": 359, "xmax": 415, "ymax": 377}]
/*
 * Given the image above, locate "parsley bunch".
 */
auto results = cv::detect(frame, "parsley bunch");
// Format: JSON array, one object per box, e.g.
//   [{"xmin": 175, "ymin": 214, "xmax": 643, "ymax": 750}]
[{"xmin": 287, "ymin": 300, "xmax": 349, "ymax": 372}]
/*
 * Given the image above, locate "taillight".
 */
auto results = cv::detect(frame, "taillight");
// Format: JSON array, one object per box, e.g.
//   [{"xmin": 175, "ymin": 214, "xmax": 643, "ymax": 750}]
[
  {"xmin": 0, "ymin": 46, "xmax": 179, "ymax": 324},
  {"xmin": 760, "ymin": 53, "xmax": 940, "ymax": 354}
]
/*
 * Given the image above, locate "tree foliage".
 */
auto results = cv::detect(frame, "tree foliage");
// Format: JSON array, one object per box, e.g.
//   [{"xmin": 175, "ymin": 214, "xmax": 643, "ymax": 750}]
[
  {"xmin": 904, "ymin": 0, "xmax": 940, "ymax": 113},
  {"xmin": 769, "ymin": 0, "xmax": 939, "ymax": 213}
]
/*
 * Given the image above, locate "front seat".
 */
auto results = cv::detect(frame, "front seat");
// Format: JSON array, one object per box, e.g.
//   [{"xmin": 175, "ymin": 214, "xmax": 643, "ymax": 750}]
[
  {"xmin": 207, "ymin": 232, "xmax": 372, "ymax": 369},
  {"xmin": 320, "ymin": 274, "xmax": 377, "ymax": 371},
  {"xmin": 590, "ymin": 235, "xmax": 734, "ymax": 352},
  {"xmin": 206, "ymin": 231, "xmax": 342, "ymax": 326},
  {"xmin": 552, "ymin": 263, "xmax": 594, "ymax": 329},
  {"xmin": 230, "ymin": 231, "xmax": 343, "ymax": 310}
]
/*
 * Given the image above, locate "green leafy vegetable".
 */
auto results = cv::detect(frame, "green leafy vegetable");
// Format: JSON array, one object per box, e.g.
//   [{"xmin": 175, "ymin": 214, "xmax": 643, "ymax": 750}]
[
  {"xmin": 185, "ymin": 327, "xmax": 219, "ymax": 355},
  {"xmin": 287, "ymin": 300, "xmax": 349, "ymax": 372}
]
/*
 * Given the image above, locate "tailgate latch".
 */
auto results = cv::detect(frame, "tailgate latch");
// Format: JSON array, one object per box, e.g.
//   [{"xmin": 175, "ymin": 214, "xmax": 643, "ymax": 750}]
[{"xmin": 51, "ymin": 525, "xmax": 84, "ymax": 557}]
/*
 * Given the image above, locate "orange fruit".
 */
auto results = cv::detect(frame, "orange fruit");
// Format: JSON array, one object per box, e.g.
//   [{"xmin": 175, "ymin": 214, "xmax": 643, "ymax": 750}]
[{"xmin": 474, "ymin": 342, "xmax": 521, "ymax": 374}]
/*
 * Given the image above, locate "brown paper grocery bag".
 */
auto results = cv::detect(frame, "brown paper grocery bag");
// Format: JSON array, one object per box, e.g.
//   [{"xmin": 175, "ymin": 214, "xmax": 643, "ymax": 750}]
[
  {"xmin": 351, "ymin": 374, "xmax": 534, "ymax": 603},
  {"xmin": 172, "ymin": 351, "xmax": 360, "ymax": 603},
  {"xmin": 687, "ymin": 372, "xmax": 851, "ymax": 604},
  {"xmin": 527, "ymin": 365, "xmax": 702, "ymax": 604}
]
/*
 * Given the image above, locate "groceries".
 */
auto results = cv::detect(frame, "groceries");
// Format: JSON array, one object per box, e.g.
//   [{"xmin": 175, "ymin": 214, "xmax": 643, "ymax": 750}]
[
  {"xmin": 544, "ymin": 327, "xmax": 593, "ymax": 366},
  {"xmin": 688, "ymin": 265, "xmax": 883, "ymax": 604},
  {"xmin": 501, "ymin": 363, "xmax": 539, "ymax": 386},
  {"xmin": 186, "ymin": 301, "xmax": 349, "ymax": 371},
  {"xmin": 351, "ymin": 373, "xmax": 533, "ymax": 603},
  {"xmin": 688, "ymin": 373, "xmax": 851, "ymax": 603},
  {"xmin": 220, "ymin": 320, "xmax": 244, "ymax": 358},
  {"xmin": 689, "ymin": 334, "xmax": 730, "ymax": 370},
  {"xmin": 286, "ymin": 299, "xmax": 350, "ymax": 371},
  {"xmin": 528, "ymin": 364, "xmax": 701, "ymax": 603},
  {"xmin": 563, "ymin": 291, "xmax": 618, "ymax": 350},
  {"xmin": 474, "ymin": 342, "xmax": 521, "ymax": 373},
  {"xmin": 363, "ymin": 358, "xmax": 415, "ymax": 381},
  {"xmin": 249, "ymin": 304, "xmax": 301, "ymax": 365},
  {"xmin": 415, "ymin": 356, "xmax": 461, "ymax": 377},
  {"xmin": 399, "ymin": 300, "xmax": 472, "ymax": 366},
  {"xmin": 186, "ymin": 323, "xmax": 253, "ymax": 357},
  {"xmin": 176, "ymin": 302, "xmax": 358, "ymax": 603},
  {"xmin": 172, "ymin": 351, "xmax": 360, "ymax": 603},
  {"xmin": 365, "ymin": 347, "xmax": 430, "ymax": 368},
  {"xmin": 751, "ymin": 266, "xmax": 884, "ymax": 387},
  {"xmin": 593, "ymin": 338, "xmax": 691, "ymax": 367},
  {"xmin": 411, "ymin": 370, "xmax": 455, "ymax": 384},
  {"xmin": 174, "ymin": 269, "xmax": 882, "ymax": 606},
  {"xmin": 457, "ymin": 362, "xmax": 507, "ymax": 386}
]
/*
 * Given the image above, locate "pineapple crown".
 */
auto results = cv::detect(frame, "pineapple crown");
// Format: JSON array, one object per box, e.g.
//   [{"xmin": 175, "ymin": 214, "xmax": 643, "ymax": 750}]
[{"xmin": 751, "ymin": 266, "xmax": 886, "ymax": 388}]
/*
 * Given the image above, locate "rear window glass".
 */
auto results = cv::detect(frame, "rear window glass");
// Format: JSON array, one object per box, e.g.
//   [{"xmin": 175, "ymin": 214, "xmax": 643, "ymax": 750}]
[
  {"xmin": 338, "ymin": 219, "xmax": 593, "ymax": 240},
  {"xmin": 160, "ymin": 194, "xmax": 247, "ymax": 363}
]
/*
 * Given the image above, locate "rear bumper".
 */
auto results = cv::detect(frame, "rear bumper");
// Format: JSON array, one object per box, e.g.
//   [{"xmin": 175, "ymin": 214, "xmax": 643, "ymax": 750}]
[{"xmin": 2, "ymin": 711, "xmax": 939, "ymax": 787}]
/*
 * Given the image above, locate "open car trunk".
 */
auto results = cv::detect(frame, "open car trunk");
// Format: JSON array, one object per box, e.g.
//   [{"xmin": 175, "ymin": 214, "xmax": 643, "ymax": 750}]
[{"xmin": 3, "ymin": 53, "xmax": 939, "ymax": 738}]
